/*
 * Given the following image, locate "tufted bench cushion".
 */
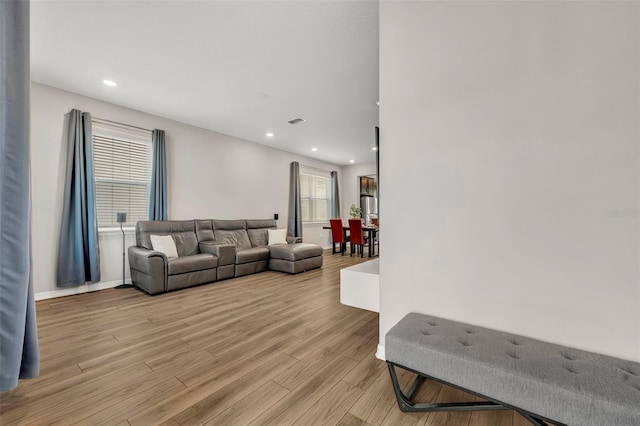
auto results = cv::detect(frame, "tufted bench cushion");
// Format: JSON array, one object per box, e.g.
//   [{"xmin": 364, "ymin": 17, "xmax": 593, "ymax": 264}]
[
  {"xmin": 386, "ymin": 312, "xmax": 640, "ymax": 426},
  {"xmin": 268, "ymin": 243, "xmax": 323, "ymax": 274}
]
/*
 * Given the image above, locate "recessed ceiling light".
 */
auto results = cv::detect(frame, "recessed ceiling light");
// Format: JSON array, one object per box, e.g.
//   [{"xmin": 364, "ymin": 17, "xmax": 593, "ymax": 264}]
[
  {"xmin": 311, "ymin": 147, "xmax": 318, "ymax": 151},
  {"xmin": 266, "ymin": 132, "xmax": 274, "ymax": 138},
  {"xmin": 288, "ymin": 118, "xmax": 306, "ymax": 125},
  {"xmin": 376, "ymin": 101, "xmax": 380, "ymax": 106},
  {"xmin": 372, "ymin": 147, "xmax": 378, "ymax": 151},
  {"xmin": 103, "ymin": 79, "xmax": 117, "ymax": 87},
  {"xmin": 349, "ymin": 160, "xmax": 355, "ymax": 163}
]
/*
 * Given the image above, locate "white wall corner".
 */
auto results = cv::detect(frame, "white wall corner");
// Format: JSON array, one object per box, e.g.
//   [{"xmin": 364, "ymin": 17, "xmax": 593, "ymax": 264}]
[
  {"xmin": 375, "ymin": 343, "xmax": 385, "ymax": 361},
  {"xmin": 379, "ymin": 0, "xmax": 640, "ymax": 362}
]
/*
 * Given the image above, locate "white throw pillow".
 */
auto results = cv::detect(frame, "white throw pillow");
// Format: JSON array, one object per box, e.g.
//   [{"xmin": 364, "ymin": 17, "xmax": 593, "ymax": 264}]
[
  {"xmin": 268, "ymin": 229, "xmax": 288, "ymax": 246},
  {"xmin": 150, "ymin": 235, "xmax": 179, "ymax": 258}
]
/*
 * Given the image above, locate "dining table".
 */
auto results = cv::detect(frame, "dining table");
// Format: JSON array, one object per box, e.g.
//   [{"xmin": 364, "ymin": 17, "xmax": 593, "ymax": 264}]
[{"xmin": 323, "ymin": 223, "xmax": 379, "ymax": 258}]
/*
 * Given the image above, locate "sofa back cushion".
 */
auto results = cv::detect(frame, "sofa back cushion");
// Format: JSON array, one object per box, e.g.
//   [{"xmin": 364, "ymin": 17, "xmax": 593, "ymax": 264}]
[
  {"xmin": 195, "ymin": 219, "xmax": 214, "ymax": 242},
  {"xmin": 246, "ymin": 219, "xmax": 277, "ymax": 247},
  {"xmin": 212, "ymin": 219, "xmax": 246, "ymax": 231},
  {"xmin": 212, "ymin": 219, "xmax": 251, "ymax": 249},
  {"xmin": 137, "ymin": 220, "xmax": 195, "ymax": 250},
  {"xmin": 172, "ymin": 232, "xmax": 199, "ymax": 256}
]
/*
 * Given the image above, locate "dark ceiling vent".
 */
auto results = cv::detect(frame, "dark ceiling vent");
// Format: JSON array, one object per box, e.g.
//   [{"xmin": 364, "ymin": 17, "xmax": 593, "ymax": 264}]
[{"xmin": 288, "ymin": 118, "xmax": 306, "ymax": 125}]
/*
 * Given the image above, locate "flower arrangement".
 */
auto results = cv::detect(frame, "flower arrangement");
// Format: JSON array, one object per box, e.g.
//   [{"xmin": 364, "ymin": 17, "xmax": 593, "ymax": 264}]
[{"xmin": 349, "ymin": 204, "xmax": 362, "ymax": 218}]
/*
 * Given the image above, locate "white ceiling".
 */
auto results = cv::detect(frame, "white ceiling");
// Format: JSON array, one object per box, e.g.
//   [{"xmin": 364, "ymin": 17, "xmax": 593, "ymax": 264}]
[{"xmin": 30, "ymin": 1, "xmax": 379, "ymax": 166}]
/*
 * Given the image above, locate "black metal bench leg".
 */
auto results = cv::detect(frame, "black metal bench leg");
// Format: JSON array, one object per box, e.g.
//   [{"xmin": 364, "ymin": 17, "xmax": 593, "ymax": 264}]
[
  {"xmin": 519, "ymin": 412, "xmax": 550, "ymax": 426},
  {"xmin": 386, "ymin": 362, "xmax": 565, "ymax": 425},
  {"xmin": 387, "ymin": 362, "xmax": 510, "ymax": 413}
]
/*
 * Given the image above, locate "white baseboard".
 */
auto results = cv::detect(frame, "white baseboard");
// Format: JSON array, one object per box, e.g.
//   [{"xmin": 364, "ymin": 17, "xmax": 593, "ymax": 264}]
[
  {"xmin": 376, "ymin": 343, "xmax": 385, "ymax": 361},
  {"xmin": 35, "ymin": 279, "xmax": 129, "ymax": 301}
]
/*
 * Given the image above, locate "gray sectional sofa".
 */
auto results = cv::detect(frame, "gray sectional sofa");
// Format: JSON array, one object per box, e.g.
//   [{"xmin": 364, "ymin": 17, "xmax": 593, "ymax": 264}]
[{"xmin": 128, "ymin": 219, "xmax": 323, "ymax": 295}]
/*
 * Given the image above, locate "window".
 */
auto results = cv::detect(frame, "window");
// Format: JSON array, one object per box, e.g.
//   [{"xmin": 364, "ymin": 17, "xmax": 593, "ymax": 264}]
[
  {"xmin": 300, "ymin": 168, "xmax": 331, "ymax": 222},
  {"xmin": 92, "ymin": 119, "xmax": 152, "ymax": 228}
]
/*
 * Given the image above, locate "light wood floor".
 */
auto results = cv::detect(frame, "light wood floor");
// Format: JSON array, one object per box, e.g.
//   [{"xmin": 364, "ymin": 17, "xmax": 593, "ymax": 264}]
[{"xmin": 1, "ymin": 251, "xmax": 530, "ymax": 426}]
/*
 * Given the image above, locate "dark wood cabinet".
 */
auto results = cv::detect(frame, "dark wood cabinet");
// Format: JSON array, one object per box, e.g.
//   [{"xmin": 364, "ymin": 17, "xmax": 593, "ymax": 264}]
[{"xmin": 360, "ymin": 176, "xmax": 377, "ymax": 196}]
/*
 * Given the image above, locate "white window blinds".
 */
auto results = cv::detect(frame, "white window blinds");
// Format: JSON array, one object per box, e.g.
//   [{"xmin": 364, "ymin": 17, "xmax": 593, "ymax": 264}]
[
  {"xmin": 300, "ymin": 167, "xmax": 331, "ymax": 222},
  {"xmin": 92, "ymin": 119, "xmax": 152, "ymax": 228}
]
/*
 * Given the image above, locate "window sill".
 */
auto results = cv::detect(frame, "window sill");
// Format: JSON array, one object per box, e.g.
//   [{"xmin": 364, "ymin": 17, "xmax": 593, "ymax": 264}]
[
  {"xmin": 98, "ymin": 226, "xmax": 136, "ymax": 235},
  {"xmin": 303, "ymin": 221, "xmax": 329, "ymax": 225}
]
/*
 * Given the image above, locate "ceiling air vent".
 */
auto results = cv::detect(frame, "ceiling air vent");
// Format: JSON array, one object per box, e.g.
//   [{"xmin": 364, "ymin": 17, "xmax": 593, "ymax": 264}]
[{"xmin": 288, "ymin": 118, "xmax": 306, "ymax": 125}]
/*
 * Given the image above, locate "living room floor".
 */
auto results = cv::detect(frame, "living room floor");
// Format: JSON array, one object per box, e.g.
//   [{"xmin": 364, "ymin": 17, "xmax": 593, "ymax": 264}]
[{"xmin": 1, "ymin": 251, "xmax": 529, "ymax": 425}]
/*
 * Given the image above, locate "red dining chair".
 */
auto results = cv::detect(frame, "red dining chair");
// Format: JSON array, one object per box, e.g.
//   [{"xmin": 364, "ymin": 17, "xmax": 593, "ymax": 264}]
[
  {"xmin": 330, "ymin": 219, "xmax": 349, "ymax": 255},
  {"xmin": 348, "ymin": 219, "xmax": 365, "ymax": 258}
]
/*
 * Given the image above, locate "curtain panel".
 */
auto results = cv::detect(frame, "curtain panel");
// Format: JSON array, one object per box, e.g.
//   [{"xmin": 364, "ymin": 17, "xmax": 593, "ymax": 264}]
[
  {"xmin": 57, "ymin": 110, "xmax": 101, "ymax": 286},
  {"xmin": 148, "ymin": 129, "xmax": 167, "ymax": 221},
  {"xmin": 330, "ymin": 171, "xmax": 341, "ymax": 219},
  {"xmin": 0, "ymin": 0, "xmax": 40, "ymax": 391},
  {"xmin": 287, "ymin": 161, "xmax": 303, "ymax": 239}
]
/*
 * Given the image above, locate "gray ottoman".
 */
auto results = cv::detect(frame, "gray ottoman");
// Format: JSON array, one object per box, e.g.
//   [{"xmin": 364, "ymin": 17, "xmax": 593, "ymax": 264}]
[{"xmin": 268, "ymin": 243, "xmax": 323, "ymax": 274}]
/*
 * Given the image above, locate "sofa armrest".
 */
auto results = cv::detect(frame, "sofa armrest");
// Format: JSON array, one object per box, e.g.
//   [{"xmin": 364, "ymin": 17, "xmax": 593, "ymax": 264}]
[
  {"xmin": 199, "ymin": 242, "xmax": 236, "ymax": 266},
  {"xmin": 128, "ymin": 246, "xmax": 167, "ymax": 294},
  {"xmin": 128, "ymin": 246, "xmax": 167, "ymax": 273},
  {"xmin": 287, "ymin": 236, "xmax": 302, "ymax": 244}
]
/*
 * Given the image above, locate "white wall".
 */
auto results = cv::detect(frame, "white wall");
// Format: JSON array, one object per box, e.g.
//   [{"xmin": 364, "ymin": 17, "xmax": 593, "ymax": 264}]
[
  {"xmin": 341, "ymin": 162, "xmax": 376, "ymax": 219},
  {"xmin": 379, "ymin": 2, "xmax": 639, "ymax": 361},
  {"xmin": 31, "ymin": 83, "xmax": 342, "ymax": 298}
]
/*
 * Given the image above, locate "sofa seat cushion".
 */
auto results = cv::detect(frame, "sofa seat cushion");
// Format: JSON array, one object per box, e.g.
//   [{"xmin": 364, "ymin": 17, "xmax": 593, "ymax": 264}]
[
  {"xmin": 168, "ymin": 254, "xmax": 218, "ymax": 275},
  {"xmin": 236, "ymin": 247, "xmax": 270, "ymax": 265},
  {"xmin": 268, "ymin": 243, "xmax": 323, "ymax": 262}
]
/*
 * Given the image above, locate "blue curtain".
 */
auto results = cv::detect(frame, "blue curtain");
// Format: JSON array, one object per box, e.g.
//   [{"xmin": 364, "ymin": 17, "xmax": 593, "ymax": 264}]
[
  {"xmin": 57, "ymin": 110, "xmax": 101, "ymax": 286},
  {"xmin": 287, "ymin": 161, "xmax": 303, "ymax": 239},
  {"xmin": 149, "ymin": 129, "xmax": 167, "ymax": 220},
  {"xmin": 0, "ymin": 0, "xmax": 40, "ymax": 391},
  {"xmin": 330, "ymin": 171, "xmax": 341, "ymax": 218}
]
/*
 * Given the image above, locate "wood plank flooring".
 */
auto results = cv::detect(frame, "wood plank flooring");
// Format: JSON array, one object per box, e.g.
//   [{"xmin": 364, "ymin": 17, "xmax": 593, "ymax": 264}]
[{"xmin": 1, "ymin": 251, "xmax": 524, "ymax": 425}]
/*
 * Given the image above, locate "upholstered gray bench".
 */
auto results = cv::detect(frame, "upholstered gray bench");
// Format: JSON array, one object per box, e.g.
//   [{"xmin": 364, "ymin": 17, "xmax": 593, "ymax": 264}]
[
  {"xmin": 386, "ymin": 312, "xmax": 640, "ymax": 426},
  {"xmin": 268, "ymin": 243, "xmax": 323, "ymax": 274}
]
